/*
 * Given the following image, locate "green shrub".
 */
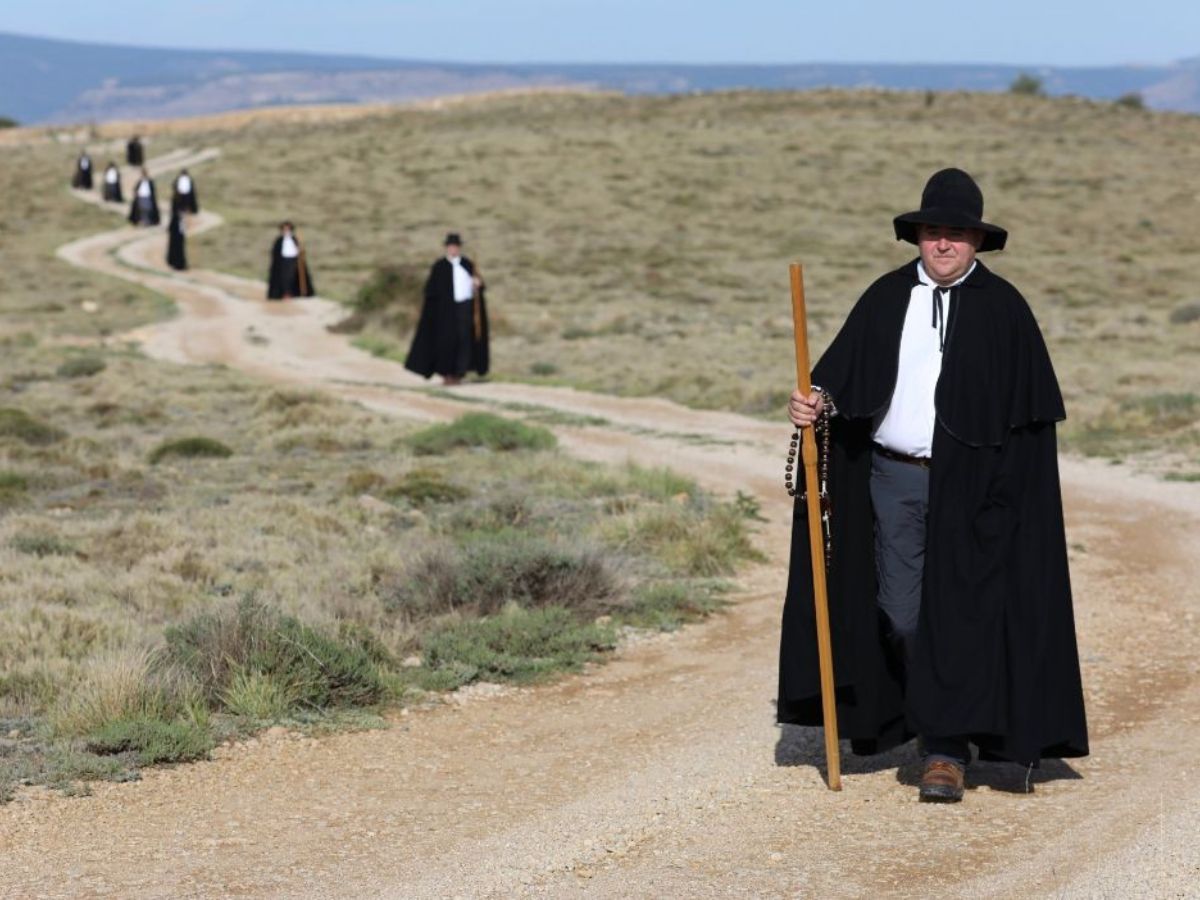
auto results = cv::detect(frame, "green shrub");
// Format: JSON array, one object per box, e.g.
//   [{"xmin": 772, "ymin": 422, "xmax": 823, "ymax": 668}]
[
  {"xmin": 407, "ymin": 413, "xmax": 556, "ymax": 455},
  {"xmin": 423, "ymin": 606, "xmax": 616, "ymax": 685},
  {"xmin": 345, "ymin": 468, "xmax": 386, "ymax": 494},
  {"xmin": 1168, "ymin": 302, "xmax": 1200, "ymax": 325},
  {"xmin": 84, "ymin": 717, "xmax": 213, "ymax": 765},
  {"xmin": 1119, "ymin": 393, "xmax": 1198, "ymax": 431},
  {"xmin": 0, "ymin": 116, "xmax": 17, "ymax": 129},
  {"xmin": 353, "ymin": 263, "xmax": 426, "ymax": 316},
  {"xmin": 0, "ymin": 408, "xmax": 66, "ymax": 446},
  {"xmin": 164, "ymin": 597, "xmax": 387, "ymax": 713},
  {"xmin": 530, "ymin": 361, "xmax": 559, "ymax": 376},
  {"xmin": 384, "ymin": 468, "xmax": 470, "ymax": 506},
  {"xmin": 10, "ymin": 533, "xmax": 77, "ymax": 557},
  {"xmin": 388, "ymin": 534, "xmax": 619, "ymax": 618},
  {"xmin": 1010, "ymin": 73, "xmax": 1044, "ymax": 96},
  {"xmin": 56, "ymin": 356, "xmax": 107, "ymax": 379},
  {"xmin": 0, "ymin": 471, "xmax": 28, "ymax": 506},
  {"xmin": 1115, "ymin": 92, "xmax": 1145, "ymax": 110},
  {"xmin": 148, "ymin": 436, "xmax": 234, "ymax": 464}
]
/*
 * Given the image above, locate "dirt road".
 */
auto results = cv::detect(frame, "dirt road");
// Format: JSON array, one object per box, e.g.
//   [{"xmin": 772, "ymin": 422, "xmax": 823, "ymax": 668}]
[{"xmin": 2, "ymin": 150, "xmax": 1198, "ymax": 898}]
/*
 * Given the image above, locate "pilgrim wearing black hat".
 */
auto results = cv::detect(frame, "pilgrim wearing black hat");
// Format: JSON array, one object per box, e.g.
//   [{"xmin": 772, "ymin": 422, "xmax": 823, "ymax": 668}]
[
  {"xmin": 127, "ymin": 169, "xmax": 160, "ymax": 226},
  {"xmin": 102, "ymin": 161, "xmax": 123, "ymax": 203},
  {"xmin": 266, "ymin": 222, "xmax": 315, "ymax": 300},
  {"xmin": 779, "ymin": 168, "xmax": 1087, "ymax": 803},
  {"xmin": 404, "ymin": 232, "xmax": 490, "ymax": 385},
  {"xmin": 72, "ymin": 151, "xmax": 94, "ymax": 190}
]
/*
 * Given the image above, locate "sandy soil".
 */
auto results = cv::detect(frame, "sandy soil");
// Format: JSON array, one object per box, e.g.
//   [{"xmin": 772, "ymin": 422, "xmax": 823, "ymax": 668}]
[{"xmin": 3, "ymin": 149, "xmax": 1198, "ymax": 898}]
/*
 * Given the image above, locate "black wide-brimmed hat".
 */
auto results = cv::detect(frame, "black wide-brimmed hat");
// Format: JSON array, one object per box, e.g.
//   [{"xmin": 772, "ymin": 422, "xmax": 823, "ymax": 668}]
[
  {"xmin": 893, "ymin": 168, "xmax": 1007, "ymax": 252},
  {"xmin": 444, "ymin": 232, "xmax": 463, "ymax": 246}
]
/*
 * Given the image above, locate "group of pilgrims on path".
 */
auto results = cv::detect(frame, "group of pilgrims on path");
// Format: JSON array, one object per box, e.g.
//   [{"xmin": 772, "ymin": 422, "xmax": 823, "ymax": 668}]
[{"xmin": 71, "ymin": 139, "xmax": 490, "ymax": 385}]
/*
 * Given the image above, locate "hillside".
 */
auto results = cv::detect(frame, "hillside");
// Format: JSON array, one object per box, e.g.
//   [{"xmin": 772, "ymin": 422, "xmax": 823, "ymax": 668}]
[{"xmin": 3, "ymin": 31, "xmax": 1200, "ymax": 123}]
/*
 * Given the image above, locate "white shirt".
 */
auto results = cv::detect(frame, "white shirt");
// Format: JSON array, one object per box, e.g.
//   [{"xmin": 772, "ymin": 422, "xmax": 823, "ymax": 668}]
[
  {"xmin": 870, "ymin": 260, "xmax": 975, "ymax": 458},
  {"xmin": 136, "ymin": 179, "xmax": 152, "ymax": 198},
  {"xmin": 281, "ymin": 235, "xmax": 299, "ymax": 258},
  {"xmin": 105, "ymin": 168, "xmax": 118, "ymax": 184},
  {"xmin": 80, "ymin": 157, "xmax": 91, "ymax": 169},
  {"xmin": 448, "ymin": 255, "xmax": 473, "ymax": 302},
  {"xmin": 177, "ymin": 174, "xmax": 192, "ymax": 193}
]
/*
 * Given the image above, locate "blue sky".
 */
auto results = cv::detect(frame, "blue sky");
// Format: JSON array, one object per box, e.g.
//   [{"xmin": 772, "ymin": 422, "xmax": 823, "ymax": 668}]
[{"xmin": 4, "ymin": 0, "xmax": 1198, "ymax": 66}]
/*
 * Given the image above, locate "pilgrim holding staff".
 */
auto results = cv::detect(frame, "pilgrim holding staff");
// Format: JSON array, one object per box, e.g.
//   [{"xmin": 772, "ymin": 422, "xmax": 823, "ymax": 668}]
[
  {"xmin": 172, "ymin": 169, "xmax": 199, "ymax": 214},
  {"xmin": 71, "ymin": 150, "xmax": 93, "ymax": 189},
  {"xmin": 128, "ymin": 168, "xmax": 160, "ymax": 226},
  {"xmin": 779, "ymin": 169, "xmax": 1088, "ymax": 802},
  {"xmin": 405, "ymin": 232, "xmax": 490, "ymax": 386},
  {"xmin": 267, "ymin": 222, "xmax": 315, "ymax": 300},
  {"xmin": 102, "ymin": 161, "xmax": 123, "ymax": 203}
]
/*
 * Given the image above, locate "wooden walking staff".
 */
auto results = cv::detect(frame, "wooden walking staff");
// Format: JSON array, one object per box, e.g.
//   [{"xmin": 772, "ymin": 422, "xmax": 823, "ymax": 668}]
[{"xmin": 789, "ymin": 263, "xmax": 842, "ymax": 791}]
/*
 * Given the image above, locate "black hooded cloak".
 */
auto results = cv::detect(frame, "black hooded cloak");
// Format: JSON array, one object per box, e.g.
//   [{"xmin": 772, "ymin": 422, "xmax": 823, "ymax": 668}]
[
  {"xmin": 267, "ymin": 236, "xmax": 315, "ymax": 299},
  {"xmin": 404, "ymin": 256, "xmax": 490, "ymax": 378},
  {"xmin": 777, "ymin": 259, "xmax": 1088, "ymax": 766},
  {"xmin": 126, "ymin": 138, "xmax": 144, "ymax": 167},
  {"xmin": 102, "ymin": 165, "xmax": 123, "ymax": 203},
  {"xmin": 166, "ymin": 208, "xmax": 187, "ymax": 271},
  {"xmin": 173, "ymin": 174, "xmax": 199, "ymax": 214},
  {"xmin": 72, "ymin": 154, "xmax": 93, "ymax": 190},
  {"xmin": 128, "ymin": 178, "xmax": 160, "ymax": 226}
]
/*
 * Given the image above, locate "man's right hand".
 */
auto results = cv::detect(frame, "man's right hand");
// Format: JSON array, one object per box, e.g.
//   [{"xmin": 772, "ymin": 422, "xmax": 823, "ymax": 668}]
[{"xmin": 788, "ymin": 389, "xmax": 825, "ymax": 429}]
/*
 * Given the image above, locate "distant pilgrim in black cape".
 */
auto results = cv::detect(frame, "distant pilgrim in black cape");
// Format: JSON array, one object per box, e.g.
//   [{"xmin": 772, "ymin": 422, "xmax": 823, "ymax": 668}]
[
  {"xmin": 72, "ymin": 151, "xmax": 93, "ymax": 189},
  {"xmin": 173, "ymin": 169, "xmax": 199, "ymax": 214},
  {"xmin": 166, "ymin": 202, "xmax": 187, "ymax": 271},
  {"xmin": 126, "ymin": 136, "xmax": 144, "ymax": 167},
  {"xmin": 267, "ymin": 222, "xmax": 315, "ymax": 300},
  {"xmin": 128, "ymin": 170, "xmax": 160, "ymax": 226},
  {"xmin": 102, "ymin": 162, "xmax": 123, "ymax": 203},
  {"xmin": 404, "ymin": 233, "xmax": 489, "ymax": 383},
  {"xmin": 778, "ymin": 177, "xmax": 1088, "ymax": 768}
]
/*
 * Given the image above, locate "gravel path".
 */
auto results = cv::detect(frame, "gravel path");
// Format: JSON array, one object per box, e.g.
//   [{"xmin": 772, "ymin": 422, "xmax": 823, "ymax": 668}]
[{"xmin": 3, "ymin": 151, "xmax": 1197, "ymax": 898}]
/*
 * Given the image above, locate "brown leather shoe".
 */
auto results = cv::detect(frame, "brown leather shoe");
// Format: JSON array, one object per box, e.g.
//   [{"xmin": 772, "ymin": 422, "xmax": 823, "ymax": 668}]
[{"xmin": 918, "ymin": 758, "xmax": 965, "ymax": 803}]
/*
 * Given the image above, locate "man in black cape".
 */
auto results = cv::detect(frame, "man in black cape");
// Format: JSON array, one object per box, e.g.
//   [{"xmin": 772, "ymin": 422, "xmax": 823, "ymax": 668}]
[
  {"xmin": 405, "ymin": 233, "xmax": 489, "ymax": 385},
  {"xmin": 72, "ymin": 151, "xmax": 93, "ymax": 189},
  {"xmin": 780, "ymin": 168, "xmax": 1088, "ymax": 803},
  {"xmin": 166, "ymin": 200, "xmax": 187, "ymax": 271},
  {"xmin": 102, "ymin": 161, "xmax": 123, "ymax": 203},
  {"xmin": 266, "ymin": 222, "xmax": 315, "ymax": 300},
  {"xmin": 126, "ymin": 135, "xmax": 144, "ymax": 167},
  {"xmin": 173, "ymin": 169, "xmax": 199, "ymax": 214},
  {"xmin": 128, "ymin": 169, "xmax": 160, "ymax": 226}
]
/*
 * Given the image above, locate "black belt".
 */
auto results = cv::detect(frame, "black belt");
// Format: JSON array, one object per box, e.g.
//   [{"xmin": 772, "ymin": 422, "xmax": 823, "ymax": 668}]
[{"xmin": 873, "ymin": 444, "xmax": 931, "ymax": 469}]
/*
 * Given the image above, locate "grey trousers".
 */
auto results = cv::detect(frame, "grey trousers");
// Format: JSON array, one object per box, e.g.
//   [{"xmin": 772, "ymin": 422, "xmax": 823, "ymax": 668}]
[{"xmin": 869, "ymin": 448, "xmax": 970, "ymax": 764}]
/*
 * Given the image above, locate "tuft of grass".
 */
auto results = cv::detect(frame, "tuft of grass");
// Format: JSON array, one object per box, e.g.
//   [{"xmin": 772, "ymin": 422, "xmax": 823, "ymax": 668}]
[
  {"xmin": 624, "ymin": 463, "xmax": 698, "ymax": 501},
  {"xmin": 219, "ymin": 670, "xmax": 294, "ymax": 720},
  {"xmin": 388, "ymin": 533, "xmax": 620, "ymax": 619},
  {"xmin": 56, "ymin": 355, "xmax": 107, "ymax": 379},
  {"xmin": 0, "ymin": 408, "xmax": 66, "ymax": 446},
  {"xmin": 164, "ymin": 597, "xmax": 387, "ymax": 713},
  {"xmin": 49, "ymin": 650, "xmax": 193, "ymax": 738},
  {"xmin": 1168, "ymin": 302, "xmax": 1200, "ymax": 325},
  {"xmin": 148, "ymin": 436, "xmax": 234, "ymax": 464},
  {"xmin": 384, "ymin": 468, "xmax": 470, "ymax": 507},
  {"xmin": 609, "ymin": 502, "xmax": 763, "ymax": 577},
  {"xmin": 407, "ymin": 412, "xmax": 556, "ymax": 455},
  {"xmin": 422, "ymin": 606, "xmax": 617, "ymax": 686},
  {"xmin": 621, "ymin": 580, "xmax": 731, "ymax": 632},
  {"xmin": 345, "ymin": 468, "xmax": 386, "ymax": 495},
  {"xmin": 10, "ymin": 533, "xmax": 77, "ymax": 557},
  {"xmin": 84, "ymin": 717, "xmax": 214, "ymax": 765},
  {"xmin": 0, "ymin": 471, "xmax": 29, "ymax": 507}
]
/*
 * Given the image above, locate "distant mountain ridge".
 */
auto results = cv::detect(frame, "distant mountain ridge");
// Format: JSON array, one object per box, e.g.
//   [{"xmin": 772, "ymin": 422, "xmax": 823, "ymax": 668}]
[{"xmin": 2, "ymin": 31, "xmax": 1198, "ymax": 124}]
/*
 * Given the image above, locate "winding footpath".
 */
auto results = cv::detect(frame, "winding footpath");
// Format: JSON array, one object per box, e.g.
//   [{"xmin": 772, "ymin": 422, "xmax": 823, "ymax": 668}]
[{"xmin": 1, "ymin": 149, "xmax": 1198, "ymax": 898}]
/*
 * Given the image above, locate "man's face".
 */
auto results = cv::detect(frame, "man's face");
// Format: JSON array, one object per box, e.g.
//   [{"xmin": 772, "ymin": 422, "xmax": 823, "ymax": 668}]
[
  {"xmin": 917, "ymin": 224, "xmax": 983, "ymax": 285},
  {"xmin": 445, "ymin": 242, "xmax": 461, "ymax": 258}
]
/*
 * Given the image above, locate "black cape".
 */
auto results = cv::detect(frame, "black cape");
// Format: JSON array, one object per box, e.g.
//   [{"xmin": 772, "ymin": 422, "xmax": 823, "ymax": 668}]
[
  {"xmin": 128, "ymin": 179, "xmax": 160, "ymax": 226},
  {"xmin": 72, "ymin": 155, "xmax": 93, "ymax": 190},
  {"xmin": 126, "ymin": 139, "xmax": 144, "ymax": 166},
  {"xmin": 404, "ymin": 256, "xmax": 490, "ymax": 378},
  {"xmin": 102, "ymin": 167, "xmax": 123, "ymax": 203},
  {"xmin": 173, "ymin": 176, "xmax": 199, "ymax": 214},
  {"xmin": 777, "ymin": 259, "xmax": 1088, "ymax": 766},
  {"xmin": 166, "ymin": 209, "xmax": 187, "ymax": 271},
  {"xmin": 267, "ymin": 237, "xmax": 315, "ymax": 299}
]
